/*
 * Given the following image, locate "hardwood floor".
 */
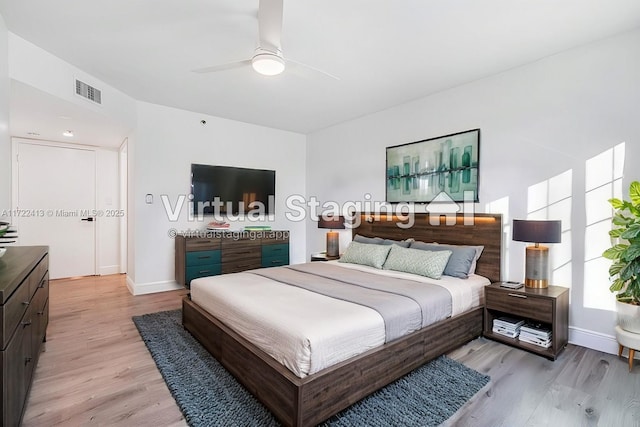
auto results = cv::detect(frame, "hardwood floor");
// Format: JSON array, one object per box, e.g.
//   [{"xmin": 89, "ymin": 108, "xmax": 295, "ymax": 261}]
[
  {"xmin": 23, "ymin": 274, "xmax": 640, "ymax": 426},
  {"xmin": 23, "ymin": 274, "xmax": 188, "ymax": 426}
]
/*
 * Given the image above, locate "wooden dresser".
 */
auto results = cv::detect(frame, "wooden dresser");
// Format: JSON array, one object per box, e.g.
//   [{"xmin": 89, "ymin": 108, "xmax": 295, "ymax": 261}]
[
  {"xmin": 0, "ymin": 246, "xmax": 49, "ymax": 426},
  {"xmin": 175, "ymin": 230, "xmax": 289, "ymax": 287}
]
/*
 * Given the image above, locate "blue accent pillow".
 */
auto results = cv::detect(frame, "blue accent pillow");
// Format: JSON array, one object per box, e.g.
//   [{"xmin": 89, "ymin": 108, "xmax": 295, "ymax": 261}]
[{"xmin": 409, "ymin": 242, "xmax": 482, "ymax": 279}]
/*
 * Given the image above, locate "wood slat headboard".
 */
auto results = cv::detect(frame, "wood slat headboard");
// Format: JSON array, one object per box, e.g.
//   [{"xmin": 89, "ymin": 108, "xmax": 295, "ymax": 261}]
[{"xmin": 351, "ymin": 212, "xmax": 502, "ymax": 283}]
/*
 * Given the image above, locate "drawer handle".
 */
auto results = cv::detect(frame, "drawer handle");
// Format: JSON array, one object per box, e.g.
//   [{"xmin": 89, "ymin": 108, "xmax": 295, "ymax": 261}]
[
  {"xmin": 271, "ymin": 260, "xmax": 282, "ymax": 264},
  {"xmin": 25, "ymin": 357, "xmax": 33, "ymax": 365},
  {"xmin": 237, "ymin": 264, "xmax": 252, "ymax": 268},
  {"xmin": 197, "ymin": 255, "xmax": 211, "ymax": 259},
  {"xmin": 22, "ymin": 301, "xmax": 30, "ymax": 306},
  {"xmin": 271, "ymin": 248, "xmax": 282, "ymax": 252},
  {"xmin": 508, "ymin": 293, "xmax": 527, "ymax": 299},
  {"xmin": 37, "ymin": 310, "xmax": 45, "ymax": 316},
  {"xmin": 22, "ymin": 320, "xmax": 32, "ymax": 327},
  {"xmin": 198, "ymin": 270, "xmax": 211, "ymax": 274},
  {"xmin": 238, "ymin": 251, "xmax": 253, "ymax": 255}
]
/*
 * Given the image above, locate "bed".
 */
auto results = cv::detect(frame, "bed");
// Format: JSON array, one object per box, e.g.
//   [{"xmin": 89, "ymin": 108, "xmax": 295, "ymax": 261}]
[{"xmin": 182, "ymin": 212, "xmax": 502, "ymax": 426}]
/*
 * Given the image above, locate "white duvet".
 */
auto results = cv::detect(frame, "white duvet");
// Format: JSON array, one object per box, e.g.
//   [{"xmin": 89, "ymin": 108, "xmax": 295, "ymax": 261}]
[{"xmin": 190, "ymin": 261, "xmax": 488, "ymax": 378}]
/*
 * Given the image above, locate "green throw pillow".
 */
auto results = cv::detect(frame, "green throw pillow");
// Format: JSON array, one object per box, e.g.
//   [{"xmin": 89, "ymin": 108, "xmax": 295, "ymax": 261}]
[
  {"xmin": 339, "ymin": 241, "xmax": 392, "ymax": 269},
  {"xmin": 383, "ymin": 245, "xmax": 452, "ymax": 279}
]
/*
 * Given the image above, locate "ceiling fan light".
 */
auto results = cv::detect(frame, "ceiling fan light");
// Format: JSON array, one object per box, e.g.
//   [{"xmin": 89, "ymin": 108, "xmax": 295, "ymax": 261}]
[{"xmin": 251, "ymin": 53, "xmax": 285, "ymax": 76}]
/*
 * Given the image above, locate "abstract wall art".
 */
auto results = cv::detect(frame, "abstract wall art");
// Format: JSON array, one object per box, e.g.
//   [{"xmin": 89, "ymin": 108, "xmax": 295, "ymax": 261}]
[{"xmin": 386, "ymin": 129, "xmax": 480, "ymax": 203}]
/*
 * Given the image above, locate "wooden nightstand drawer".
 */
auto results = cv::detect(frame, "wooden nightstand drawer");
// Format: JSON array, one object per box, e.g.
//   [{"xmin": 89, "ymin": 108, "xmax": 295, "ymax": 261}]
[{"xmin": 486, "ymin": 290, "xmax": 553, "ymax": 323}]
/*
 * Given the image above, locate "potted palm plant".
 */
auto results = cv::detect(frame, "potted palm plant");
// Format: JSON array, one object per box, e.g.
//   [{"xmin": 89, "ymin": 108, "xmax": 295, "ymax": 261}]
[{"xmin": 603, "ymin": 181, "xmax": 640, "ymax": 333}]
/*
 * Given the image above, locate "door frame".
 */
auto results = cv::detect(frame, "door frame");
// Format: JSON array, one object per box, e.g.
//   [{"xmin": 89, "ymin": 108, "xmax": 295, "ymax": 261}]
[{"xmin": 11, "ymin": 137, "xmax": 100, "ymax": 276}]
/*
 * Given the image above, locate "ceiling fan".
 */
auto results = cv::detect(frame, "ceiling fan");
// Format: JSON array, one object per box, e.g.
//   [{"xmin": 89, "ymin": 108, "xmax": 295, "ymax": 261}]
[{"xmin": 193, "ymin": 0, "xmax": 337, "ymax": 79}]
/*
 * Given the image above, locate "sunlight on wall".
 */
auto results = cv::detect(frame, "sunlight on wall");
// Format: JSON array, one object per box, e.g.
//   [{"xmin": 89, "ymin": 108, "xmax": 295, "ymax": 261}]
[
  {"xmin": 583, "ymin": 143, "xmax": 625, "ymax": 311},
  {"xmin": 527, "ymin": 170, "xmax": 573, "ymax": 288},
  {"xmin": 486, "ymin": 196, "xmax": 510, "ymax": 280}
]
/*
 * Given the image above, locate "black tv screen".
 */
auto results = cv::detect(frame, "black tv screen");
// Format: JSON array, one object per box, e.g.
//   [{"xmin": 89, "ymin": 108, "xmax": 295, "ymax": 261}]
[{"xmin": 191, "ymin": 164, "xmax": 275, "ymax": 215}]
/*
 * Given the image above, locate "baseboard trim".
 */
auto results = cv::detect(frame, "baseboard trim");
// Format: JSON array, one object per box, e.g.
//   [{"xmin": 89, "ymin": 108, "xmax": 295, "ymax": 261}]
[
  {"xmin": 99, "ymin": 265, "xmax": 120, "ymax": 276},
  {"xmin": 125, "ymin": 276, "xmax": 182, "ymax": 296},
  {"xmin": 569, "ymin": 326, "xmax": 618, "ymax": 355}
]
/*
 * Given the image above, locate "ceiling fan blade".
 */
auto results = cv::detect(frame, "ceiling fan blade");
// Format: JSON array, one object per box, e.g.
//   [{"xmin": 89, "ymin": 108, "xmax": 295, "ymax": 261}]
[
  {"xmin": 192, "ymin": 60, "xmax": 252, "ymax": 74},
  {"xmin": 287, "ymin": 58, "xmax": 340, "ymax": 81},
  {"xmin": 258, "ymin": 0, "xmax": 283, "ymax": 52}
]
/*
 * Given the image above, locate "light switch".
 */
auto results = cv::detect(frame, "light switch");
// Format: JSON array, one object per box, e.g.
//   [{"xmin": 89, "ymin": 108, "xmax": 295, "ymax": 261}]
[{"xmin": 145, "ymin": 194, "xmax": 153, "ymax": 204}]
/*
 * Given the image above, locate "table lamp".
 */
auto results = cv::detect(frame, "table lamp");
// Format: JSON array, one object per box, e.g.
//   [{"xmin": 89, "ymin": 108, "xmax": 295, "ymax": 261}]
[
  {"xmin": 512, "ymin": 219, "xmax": 561, "ymax": 288},
  {"xmin": 318, "ymin": 215, "xmax": 345, "ymax": 257}
]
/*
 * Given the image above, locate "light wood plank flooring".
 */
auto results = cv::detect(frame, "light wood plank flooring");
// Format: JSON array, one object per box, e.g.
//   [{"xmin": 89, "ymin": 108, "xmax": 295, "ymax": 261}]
[{"xmin": 23, "ymin": 274, "xmax": 640, "ymax": 426}]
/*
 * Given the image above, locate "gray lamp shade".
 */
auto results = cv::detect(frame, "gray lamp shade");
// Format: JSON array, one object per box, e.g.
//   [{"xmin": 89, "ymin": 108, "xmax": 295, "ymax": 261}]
[
  {"xmin": 318, "ymin": 216, "xmax": 345, "ymax": 230},
  {"xmin": 512, "ymin": 220, "xmax": 561, "ymax": 244}
]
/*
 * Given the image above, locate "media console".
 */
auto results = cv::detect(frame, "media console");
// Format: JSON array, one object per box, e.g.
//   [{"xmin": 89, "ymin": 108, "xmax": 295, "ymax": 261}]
[{"xmin": 175, "ymin": 230, "xmax": 289, "ymax": 288}]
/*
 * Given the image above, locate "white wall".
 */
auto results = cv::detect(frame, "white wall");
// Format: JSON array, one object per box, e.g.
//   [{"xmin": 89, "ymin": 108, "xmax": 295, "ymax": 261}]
[
  {"xmin": 0, "ymin": 15, "xmax": 10, "ymax": 214},
  {"xmin": 7, "ymin": 34, "xmax": 136, "ymax": 130},
  {"xmin": 127, "ymin": 101, "xmax": 306, "ymax": 294},
  {"xmin": 307, "ymin": 29, "xmax": 640, "ymax": 353}
]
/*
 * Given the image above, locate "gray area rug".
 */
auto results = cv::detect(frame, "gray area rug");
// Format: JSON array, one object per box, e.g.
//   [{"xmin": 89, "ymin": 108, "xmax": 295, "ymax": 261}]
[{"xmin": 133, "ymin": 309, "xmax": 489, "ymax": 427}]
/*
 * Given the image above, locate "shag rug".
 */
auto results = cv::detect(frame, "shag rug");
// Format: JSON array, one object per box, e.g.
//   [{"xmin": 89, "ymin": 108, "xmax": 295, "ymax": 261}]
[{"xmin": 133, "ymin": 309, "xmax": 489, "ymax": 427}]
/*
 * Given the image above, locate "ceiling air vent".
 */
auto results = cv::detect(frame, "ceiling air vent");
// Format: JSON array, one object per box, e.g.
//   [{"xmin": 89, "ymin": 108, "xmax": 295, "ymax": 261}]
[{"xmin": 75, "ymin": 79, "xmax": 102, "ymax": 104}]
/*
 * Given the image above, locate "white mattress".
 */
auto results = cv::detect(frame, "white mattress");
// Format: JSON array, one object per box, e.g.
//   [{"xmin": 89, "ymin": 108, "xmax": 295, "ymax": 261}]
[{"xmin": 190, "ymin": 262, "xmax": 489, "ymax": 378}]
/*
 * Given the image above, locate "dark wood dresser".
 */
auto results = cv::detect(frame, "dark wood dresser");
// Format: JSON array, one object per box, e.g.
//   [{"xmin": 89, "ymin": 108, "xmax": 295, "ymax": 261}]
[
  {"xmin": 175, "ymin": 230, "xmax": 289, "ymax": 287},
  {"xmin": 0, "ymin": 246, "xmax": 49, "ymax": 426}
]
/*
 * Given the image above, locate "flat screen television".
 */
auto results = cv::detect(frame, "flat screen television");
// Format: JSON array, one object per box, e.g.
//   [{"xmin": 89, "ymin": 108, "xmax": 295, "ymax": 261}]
[{"xmin": 191, "ymin": 164, "xmax": 276, "ymax": 215}]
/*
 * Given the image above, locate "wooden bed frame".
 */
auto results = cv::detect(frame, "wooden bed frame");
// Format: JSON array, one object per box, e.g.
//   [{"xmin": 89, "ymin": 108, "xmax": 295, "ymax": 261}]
[{"xmin": 182, "ymin": 212, "xmax": 502, "ymax": 426}]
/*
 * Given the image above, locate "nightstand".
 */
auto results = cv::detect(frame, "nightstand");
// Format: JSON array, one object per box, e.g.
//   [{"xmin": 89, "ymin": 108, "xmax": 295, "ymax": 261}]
[
  {"xmin": 484, "ymin": 282, "xmax": 569, "ymax": 360},
  {"xmin": 310, "ymin": 253, "xmax": 340, "ymax": 262}
]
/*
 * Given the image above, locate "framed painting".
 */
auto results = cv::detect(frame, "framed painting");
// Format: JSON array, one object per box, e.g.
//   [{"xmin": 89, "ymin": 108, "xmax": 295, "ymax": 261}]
[{"xmin": 386, "ymin": 129, "xmax": 480, "ymax": 203}]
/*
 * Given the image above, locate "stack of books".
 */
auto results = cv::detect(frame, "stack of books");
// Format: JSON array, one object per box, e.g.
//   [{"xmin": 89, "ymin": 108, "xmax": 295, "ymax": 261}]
[
  {"xmin": 244, "ymin": 225, "xmax": 272, "ymax": 231},
  {"xmin": 206, "ymin": 221, "xmax": 230, "ymax": 230},
  {"xmin": 492, "ymin": 316, "xmax": 524, "ymax": 338},
  {"xmin": 519, "ymin": 322, "xmax": 552, "ymax": 348}
]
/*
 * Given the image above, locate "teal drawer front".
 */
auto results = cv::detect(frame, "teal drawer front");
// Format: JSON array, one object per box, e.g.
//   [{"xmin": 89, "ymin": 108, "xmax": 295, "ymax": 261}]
[
  {"xmin": 186, "ymin": 250, "xmax": 221, "ymax": 266},
  {"xmin": 262, "ymin": 243, "xmax": 289, "ymax": 259},
  {"xmin": 186, "ymin": 263, "xmax": 221, "ymax": 283},
  {"xmin": 261, "ymin": 254, "xmax": 289, "ymax": 268}
]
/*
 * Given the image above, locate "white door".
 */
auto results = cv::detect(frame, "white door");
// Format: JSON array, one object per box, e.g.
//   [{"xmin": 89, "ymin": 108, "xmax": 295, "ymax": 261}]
[{"xmin": 16, "ymin": 141, "xmax": 97, "ymax": 279}]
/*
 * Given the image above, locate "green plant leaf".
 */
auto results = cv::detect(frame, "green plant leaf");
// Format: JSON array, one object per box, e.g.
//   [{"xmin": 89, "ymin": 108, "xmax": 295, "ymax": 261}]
[
  {"xmin": 603, "ymin": 244, "xmax": 629, "ymax": 260},
  {"xmin": 623, "ymin": 243, "xmax": 640, "ymax": 262},
  {"xmin": 622, "ymin": 224, "xmax": 640, "ymax": 240},
  {"xmin": 613, "ymin": 213, "xmax": 633, "ymax": 226},
  {"xmin": 620, "ymin": 258, "xmax": 640, "ymax": 280},
  {"xmin": 630, "ymin": 181, "xmax": 640, "ymax": 206},
  {"xmin": 609, "ymin": 198, "xmax": 624, "ymax": 210},
  {"xmin": 609, "ymin": 262, "xmax": 625, "ymax": 276},
  {"xmin": 609, "ymin": 228, "xmax": 625, "ymax": 238},
  {"xmin": 610, "ymin": 278, "xmax": 626, "ymax": 292}
]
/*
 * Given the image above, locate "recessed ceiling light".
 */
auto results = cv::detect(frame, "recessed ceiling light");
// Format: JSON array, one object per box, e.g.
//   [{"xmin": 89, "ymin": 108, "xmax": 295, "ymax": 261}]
[
  {"xmin": 26, "ymin": 132, "xmax": 40, "ymax": 136},
  {"xmin": 63, "ymin": 130, "xmax": 74, "ymax": 137}
]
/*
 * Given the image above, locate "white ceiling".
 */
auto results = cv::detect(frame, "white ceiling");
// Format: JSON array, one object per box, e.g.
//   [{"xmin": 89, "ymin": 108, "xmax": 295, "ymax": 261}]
[{"xmin": 2, "ymin": 0, "xmax": 640, "ymax": 140}]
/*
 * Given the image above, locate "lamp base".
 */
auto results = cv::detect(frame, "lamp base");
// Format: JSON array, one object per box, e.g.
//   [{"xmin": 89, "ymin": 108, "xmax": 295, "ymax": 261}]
[
  {"xmin": 326, "ymin": 231, "xmax": 339, "ymax": 257},
  {"xmin": 524, "ymin": 245, "xmax": 550, "ymax": 289}
]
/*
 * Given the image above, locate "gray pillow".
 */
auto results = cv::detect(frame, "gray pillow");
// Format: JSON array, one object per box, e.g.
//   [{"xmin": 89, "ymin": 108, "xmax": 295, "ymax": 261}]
[
  {"xmin": 339, "ymin": 241, "xmax": 392, "ymax": 269},
  {"xmin": 382, "ymin": 245, "xmax": 452, "ymax": 279},
  {"xmin": 353, "ymin": 234, "xmax": 411, "ymax": 248},
  {"xmin": 353, "ymin": 234, "xmax": 384, "ymax": 245},
  {"xmin": 410, "ymin": 241, "xmax": 482, "ymax": 278}
]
